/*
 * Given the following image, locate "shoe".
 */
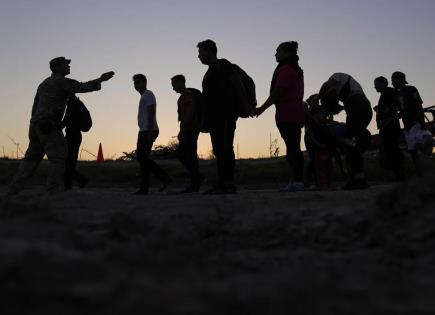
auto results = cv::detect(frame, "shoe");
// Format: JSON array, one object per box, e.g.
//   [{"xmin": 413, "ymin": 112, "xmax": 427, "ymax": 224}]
[
  {"xmin": 133, "ymin": 189, "xmax": 148, "ymax": 195},
  {"xmin": 279, "ymin": 182, "xmax": 304, "ymax": 192},
  {"xmin": 177, "ymin": 187, "xmax": 196, "ymax": 194},
  {"xmin": 191, "ymin": 175, "xmax": 205, "ymax": 192},
  {"xmin": 6, "ymin": 189, "xmax": 19, "ymax": 196},
  {"xmin": 159, "ymin": 177, "xmax": 172, "ymax": 192}
]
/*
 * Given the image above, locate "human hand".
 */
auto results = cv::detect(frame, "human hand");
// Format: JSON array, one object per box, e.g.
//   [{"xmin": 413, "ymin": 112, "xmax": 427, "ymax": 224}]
[
  {"xmin": 99, "ymin": 71, "xmax": 115, "ymax": 82},
  {"xmin": 252, "ymin": 106, "xmax": 265, "ymax": 117}
]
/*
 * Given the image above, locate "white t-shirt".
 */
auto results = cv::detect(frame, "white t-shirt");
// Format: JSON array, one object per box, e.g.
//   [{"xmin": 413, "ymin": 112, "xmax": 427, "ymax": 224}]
[
  {"xmin": 138, "ymin": 90, "xmax": 159, "ymax": 131},
  {"xmin": 329, "ymin": 73, "xmax": 365, "ymax": 98}
]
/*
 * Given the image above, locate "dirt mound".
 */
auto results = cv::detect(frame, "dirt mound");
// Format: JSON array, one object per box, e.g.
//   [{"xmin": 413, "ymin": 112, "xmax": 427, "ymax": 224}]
[{"xmin": 370, "ymin": 172, "xmax": 435, "ymax": 261}]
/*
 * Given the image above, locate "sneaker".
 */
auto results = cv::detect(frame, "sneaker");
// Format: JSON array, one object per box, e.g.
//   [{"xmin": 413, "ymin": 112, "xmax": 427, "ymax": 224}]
[
  {"xmin": 191, "ymin": 175, "xmax": 205, "ymax": 192},
  {"xmin": 6, "ymin": 189, "xmax": 19, "ymax": 196},
  {"xmin": 177, "ymin": 187, "xmax": 196, "ymax": 194},
  {"xmin": 279, "ymin": 182, "xmax": 305, "ymax": 192}
]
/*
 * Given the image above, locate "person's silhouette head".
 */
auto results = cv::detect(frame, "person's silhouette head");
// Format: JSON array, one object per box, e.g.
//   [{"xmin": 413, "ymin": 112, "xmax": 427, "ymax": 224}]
[
  {"xmin": 275, "ymin": 41, "xmax": 298, "ymax": 63},
  {"xmin": 197, "ymin": 39, "xmax": 218, "ymax": 65},
  {"xmin": 49, "ymin": 57, "xmax": 71, "ymax": 76},
  {"xmin": 133, "ymin": 74, "xmax": 147, "ymax": 94},
  {"xmin": 319, "ymin": 81, "xmax": 343, "ymax": 115},
  {"xmin": 306, "ymin": 93, "xmax": 320, "ymax": 108},
  {"xmin": 374, "ymin": 76, "xmax": 388, "ymax": 93},
  {"xmin": 311, "ymin": 104, "xmax": 328, "ymax": 124},
  {"xmin": 391, "ymin": 71, "xmax": 408, "ymax": 90},
  {"xmin": 171, "ymin": 74, "xmax": 186, "ymax": 94}
]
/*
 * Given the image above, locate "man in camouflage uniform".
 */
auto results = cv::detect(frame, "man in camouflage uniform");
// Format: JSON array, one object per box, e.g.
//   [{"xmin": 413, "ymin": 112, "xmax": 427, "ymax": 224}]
[{"xmin": 7, "ymin": 57, "xmax": 114, "ymax": 195}]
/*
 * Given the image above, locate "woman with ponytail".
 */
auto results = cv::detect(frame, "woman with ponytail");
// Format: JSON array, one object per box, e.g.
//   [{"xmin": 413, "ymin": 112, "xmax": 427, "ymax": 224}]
[{"xmin": 254, "ymin": 41, "xmax": 305, "ymax": 192}]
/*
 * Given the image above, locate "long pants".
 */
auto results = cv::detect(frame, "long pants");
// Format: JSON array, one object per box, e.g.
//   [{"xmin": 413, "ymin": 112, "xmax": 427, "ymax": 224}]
[
  {"xmin": 178, "ymin": 129, "xmax": 202, "ymax": 186},
  {"xmin": 344, "ymin": 94, "xmax": 373, "ymax": 178},
  {"xmin": 209, "ymin": 117, "xmax": 237, "ymax": 186},
  {"xmin": 277, "ymin": 122, "xmax": 304, "ymax": 182},
  {"xmin": 9, "ymin": 123, "xmax": 67, "ymax": 193},
  {"xmin": 64, "ymin": 128, "xmax": 87, "ymax": 188},
  {"xmin": 136, "ymin": 130, "xmax": 170, "ymax": 192},
  {"xmin": 315, "ymin": 150, "xmax": 333, "ymax": 189},
  {"xmin": 379, "ymin": 122, "xmax": 404, "ymax": 179}
]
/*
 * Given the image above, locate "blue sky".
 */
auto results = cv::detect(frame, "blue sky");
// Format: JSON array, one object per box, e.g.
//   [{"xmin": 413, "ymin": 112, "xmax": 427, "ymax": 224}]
[{"xmin": 1, "ymin": 0, "xmax": 435, "ymax": 158}]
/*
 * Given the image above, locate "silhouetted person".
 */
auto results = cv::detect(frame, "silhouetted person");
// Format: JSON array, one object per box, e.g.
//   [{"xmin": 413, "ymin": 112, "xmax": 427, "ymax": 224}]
[
  {"xmin": 374, "ymin": 76, "xmax": 405, "ymax": 180},
  {"xmin": 306, "ymin": 105, "xmax": 337, "ymax": 190},
  {"xmin": 391, "ymin": 71, "xmax": 425, "ymax": 176},
  {"xmin": 254, "ymin": 41, "xmax": 305, "ymax": 192},
  {"xmin": 197, "ymin": 39, "xmax": 248, "ymax": 194},
  {"xmin": 319, "ymin": 73, "xmax": 372, "ymax": 190},
  {"xmin": 171, "ymin": 75, "xmax": 204, "ymax": 193},
  {"xmin": 62, "ymin": 95, "xmax": 90, "ymax": 189},
  {"xmin": 7, "ymin": 57, "xmax": 114, "ymax": 195},
  {"xmin": 304, "ymin": 94, "xmax": 320, "ymax": 188},
  {"xmin": 133, "ymin": 74, "xmax": 171, "ymax": 195}
]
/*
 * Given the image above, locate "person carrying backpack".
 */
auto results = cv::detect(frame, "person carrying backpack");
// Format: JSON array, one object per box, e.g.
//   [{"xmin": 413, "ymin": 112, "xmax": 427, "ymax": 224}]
[
  {"xmin": 171, "ymin": 74, "xmax": 204, "ymax": 193},
  {"xmin": 197, "ymin": 39, "xmax": 250, "ymax": 194},
  {"xmin": 7, "ymin": 56, "xmax": 114, "ymax": 196},
  {"xmin": 62, "ymin": 94, "xmax": 90, "ymax": 189},
  {"xmin": 254, "ymin": 41, "xmax": 305, "ymax": 192}
]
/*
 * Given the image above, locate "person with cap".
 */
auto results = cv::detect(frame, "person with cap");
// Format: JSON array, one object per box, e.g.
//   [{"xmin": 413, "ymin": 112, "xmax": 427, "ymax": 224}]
[
  {"xmin": 391, "ymin": 71, "xmax": 425, "ymax": 175},
  {"xmin": 319, "ymin": 73, "xmax": 372, "ymax": 190},
  {"xmin": 7, "ymin": 57, "xmax": 114, "ymax": 195}
]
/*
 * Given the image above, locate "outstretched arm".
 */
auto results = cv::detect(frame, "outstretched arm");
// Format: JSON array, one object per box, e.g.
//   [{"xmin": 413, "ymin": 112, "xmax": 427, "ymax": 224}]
[{"xmin": 63, "ymin": 71, "xmax": 115, "ymax": 94}]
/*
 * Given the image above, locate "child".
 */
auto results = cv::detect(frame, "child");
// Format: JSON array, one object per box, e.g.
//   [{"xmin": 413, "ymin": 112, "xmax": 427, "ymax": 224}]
[{"xmin": 306, "ymin": 106, "xmax": 337, "ymax": 189}]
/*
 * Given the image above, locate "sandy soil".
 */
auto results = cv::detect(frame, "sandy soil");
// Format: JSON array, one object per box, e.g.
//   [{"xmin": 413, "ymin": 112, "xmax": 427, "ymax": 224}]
[{"xmin": 1, "ymin": 181, "xmax": 435, "ymax": 314}]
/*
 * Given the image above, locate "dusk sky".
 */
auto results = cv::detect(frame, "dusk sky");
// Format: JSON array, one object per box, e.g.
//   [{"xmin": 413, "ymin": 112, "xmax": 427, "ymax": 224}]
[{"xmin": 1, "ymin": 0, "xmax": 435, "ymax": 159}]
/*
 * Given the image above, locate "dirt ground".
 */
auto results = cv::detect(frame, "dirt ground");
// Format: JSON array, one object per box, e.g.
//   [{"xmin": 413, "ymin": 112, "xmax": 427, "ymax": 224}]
[{"xmin": 1, "ymin": 179, "xmax": 435, "ymax": 314}]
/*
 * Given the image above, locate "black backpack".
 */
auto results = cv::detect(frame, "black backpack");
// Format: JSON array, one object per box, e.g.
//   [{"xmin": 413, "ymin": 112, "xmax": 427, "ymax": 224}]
[
  {"xmin": 66, "ymin": 96, "xmax": 93, "ymax": 132},
  {"xmin": 233, "ymin": 64, "xmax": 257, "ymax": 118}
]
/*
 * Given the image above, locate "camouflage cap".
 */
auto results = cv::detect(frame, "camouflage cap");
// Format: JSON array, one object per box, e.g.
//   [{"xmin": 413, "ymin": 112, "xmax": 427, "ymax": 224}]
[{"xmin": 49, "ymin": 56, "xmax": 71, "ymax": 71}]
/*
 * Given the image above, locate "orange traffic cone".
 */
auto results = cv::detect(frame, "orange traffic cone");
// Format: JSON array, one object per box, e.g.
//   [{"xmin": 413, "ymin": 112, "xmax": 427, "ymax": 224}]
[{"xmin": 97, "ymin": 143, "xmax": 104, "ymax": 162}]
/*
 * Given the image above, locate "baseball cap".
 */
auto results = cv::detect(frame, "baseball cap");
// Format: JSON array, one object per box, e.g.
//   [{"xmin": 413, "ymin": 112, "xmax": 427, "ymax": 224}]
[
  {"xmin": 49, "ymin": 56, "xmax": 71, "ymax": 71},
  {"xmin": 392, "ymin": 71, "xmax": 408, "ymax": 84}
]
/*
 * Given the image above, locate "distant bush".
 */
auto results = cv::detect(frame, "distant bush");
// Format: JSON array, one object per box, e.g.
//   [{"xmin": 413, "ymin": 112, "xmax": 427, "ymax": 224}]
[{"xmin": 117, "ymin": 139, "xmax": 179, "ymax": 161}]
